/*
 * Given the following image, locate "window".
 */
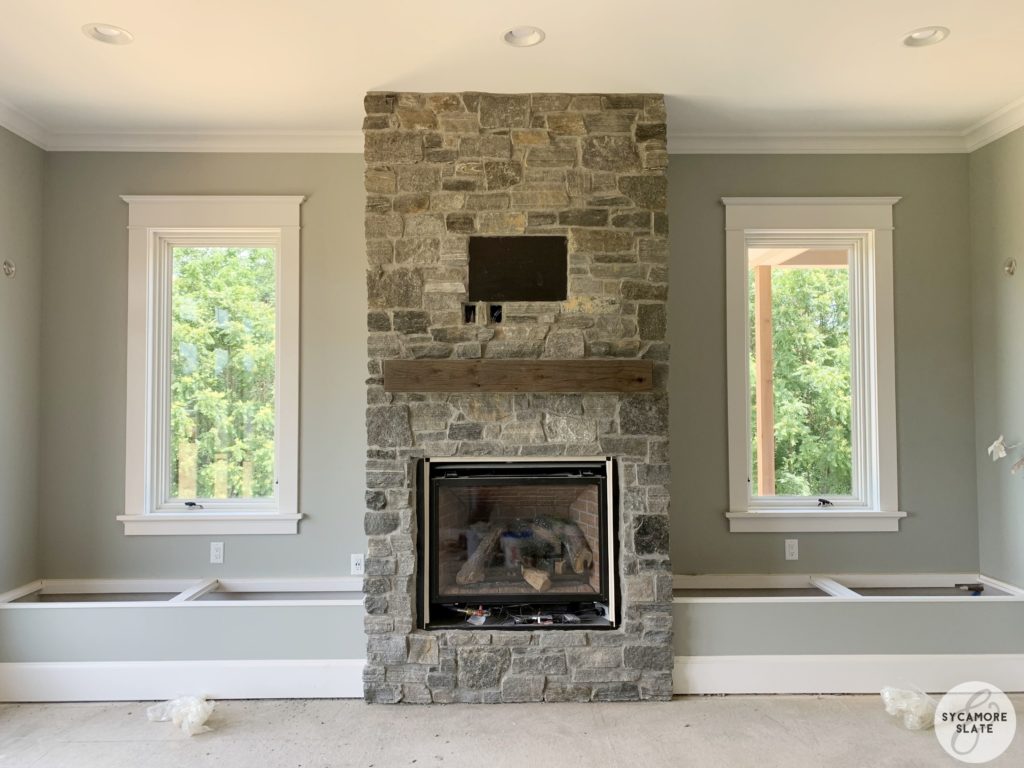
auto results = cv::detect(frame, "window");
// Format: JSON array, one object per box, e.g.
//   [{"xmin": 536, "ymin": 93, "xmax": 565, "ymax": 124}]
[
  {"xmin": 749, "ymin": 243, "xmax": 852, "ymax": 499},
  {"xmin": 723, "ymin": 198, "xmax": 905, "ymax": 533},
  {"xmin": 119, "ymin": 196, "xmax": 303, "ymax": 535}
]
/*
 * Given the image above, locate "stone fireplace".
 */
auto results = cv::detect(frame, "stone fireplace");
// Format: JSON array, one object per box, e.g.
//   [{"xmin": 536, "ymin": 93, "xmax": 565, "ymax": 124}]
[{"xmin": 363, "ymin": 92, "xmax": 672, "ymax": 703}]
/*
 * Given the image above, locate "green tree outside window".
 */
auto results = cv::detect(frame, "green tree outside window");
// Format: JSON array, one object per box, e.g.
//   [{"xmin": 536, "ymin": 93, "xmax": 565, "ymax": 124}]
[
  {"xmin": 170, "ymin": 246, "xmax": 276, "ymax": 500},
  {"xmin": 750, "ymin": 267, "xmax": 852, "ymax": 497}
]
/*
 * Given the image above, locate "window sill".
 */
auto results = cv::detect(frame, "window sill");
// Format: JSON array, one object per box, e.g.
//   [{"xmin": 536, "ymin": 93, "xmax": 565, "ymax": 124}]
[
  {"xmin": 725, "ymin": 510, "xmax": 906, "ymax": 533},
  {"xmin": 117, "ymin": 513, "xmax": 303, "ymax": 536}
]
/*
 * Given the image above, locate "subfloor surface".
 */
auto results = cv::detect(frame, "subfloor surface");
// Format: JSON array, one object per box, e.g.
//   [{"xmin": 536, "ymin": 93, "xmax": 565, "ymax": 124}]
[{"xmin": 2, "ymin": 695, "xmax": 1022, "ymax": 767}]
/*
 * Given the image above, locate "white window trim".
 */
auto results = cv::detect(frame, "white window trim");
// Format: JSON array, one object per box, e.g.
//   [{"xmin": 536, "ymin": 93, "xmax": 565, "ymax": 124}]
[
  {"xmin": 722, "ymin": 197, "xmax": 905, "ymax": 533},
  {"xmin": 119, "ymin": 196, "xmax": 304, "ymax": 535}
]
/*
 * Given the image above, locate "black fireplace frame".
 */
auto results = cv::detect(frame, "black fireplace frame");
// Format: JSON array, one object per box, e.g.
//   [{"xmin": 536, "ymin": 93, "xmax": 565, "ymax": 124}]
[{"xmin": 416, "ymin": 456, "xmax": 619, "ymax": 630}]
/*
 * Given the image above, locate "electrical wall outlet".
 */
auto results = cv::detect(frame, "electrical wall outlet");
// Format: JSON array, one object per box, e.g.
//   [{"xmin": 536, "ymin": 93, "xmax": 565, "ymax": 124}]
[
  {"xmin": 210, "ymin": 541, "xmax": 224, "ymax": 564},
  {"xmin": 351, "ymin": 553, "xmax": 365, "ymax": 576},
  {"xmin": 785, "ymin": 539, "xmax": 799, "ymax": 561}
]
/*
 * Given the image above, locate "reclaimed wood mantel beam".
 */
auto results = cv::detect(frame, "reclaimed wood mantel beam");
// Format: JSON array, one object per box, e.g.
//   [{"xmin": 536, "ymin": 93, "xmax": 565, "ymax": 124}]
[{"xmin": 383, "ymin": 360, "xmax": 654, "ymax": 393}]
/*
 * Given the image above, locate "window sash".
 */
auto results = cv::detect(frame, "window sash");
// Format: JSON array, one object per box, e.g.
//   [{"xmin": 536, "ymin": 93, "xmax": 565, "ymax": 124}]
[
  {"xmin": 743, "ymin": 232, "xmax": 871, "ymax": 510},
  {"xmin": 152, "ymin": 233, "xmax": 282, "ymax": 514}
]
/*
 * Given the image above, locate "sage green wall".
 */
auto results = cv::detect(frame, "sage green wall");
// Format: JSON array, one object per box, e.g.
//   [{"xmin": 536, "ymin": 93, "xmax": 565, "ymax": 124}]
[
  {"xmin": 0, "ymin": 127, "xmax": 43, "ymax": 593},
  {"xmin": 39, "ymin": 153, "xmax": 366, "ymax": 577},
  {"xmin": 668, "ymin": 155, "xmax": 979, "ymax": 574},
  {"xmin": 36, "ymin": 151, "xmax": 979, "ymax": 580},
  {"xmin": 969, "ymin": 127, "xmax": 1024, "ymax": 587}
]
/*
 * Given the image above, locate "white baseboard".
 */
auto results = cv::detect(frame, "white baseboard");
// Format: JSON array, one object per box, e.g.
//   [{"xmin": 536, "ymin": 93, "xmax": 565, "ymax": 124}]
[
  {"xmin": 0, "ymin": 659, "xmax": 365, "ymax": 702},
  {"xmin": 674, "ymin": 654, "xmax": 1024, "ymax": 695},
  {"xmin": 7, "ymin": 655, "xmax": 1020, "ymax": 701}
]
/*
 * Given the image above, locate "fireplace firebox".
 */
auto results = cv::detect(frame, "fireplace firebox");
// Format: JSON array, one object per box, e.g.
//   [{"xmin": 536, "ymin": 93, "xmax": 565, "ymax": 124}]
[{"xmin": 417, "ymin": 457, "xmax": 618, "ymax": 630}]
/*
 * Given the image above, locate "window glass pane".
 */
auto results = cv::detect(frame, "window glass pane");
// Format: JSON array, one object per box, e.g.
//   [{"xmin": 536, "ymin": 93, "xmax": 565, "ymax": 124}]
[
  {"xmin": 170, "ymin": 246, "xmax": 276, "ymax": 501},
  {"xmin": 748, "ymin": 247, "xmax": 852, "ymax": 497}
]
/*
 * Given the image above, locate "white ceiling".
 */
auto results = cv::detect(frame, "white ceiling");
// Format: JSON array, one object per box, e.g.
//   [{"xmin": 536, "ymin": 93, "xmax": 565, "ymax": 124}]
[{"xmin": 1, "ymin": 0, "xmax": 1023, "ymax": 153}]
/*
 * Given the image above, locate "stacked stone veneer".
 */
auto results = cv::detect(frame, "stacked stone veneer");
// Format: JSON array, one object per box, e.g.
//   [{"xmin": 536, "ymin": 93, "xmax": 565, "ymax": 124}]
[{"xmin": 362, "ymin": 92, "xmax": 672, "ymax": 703}]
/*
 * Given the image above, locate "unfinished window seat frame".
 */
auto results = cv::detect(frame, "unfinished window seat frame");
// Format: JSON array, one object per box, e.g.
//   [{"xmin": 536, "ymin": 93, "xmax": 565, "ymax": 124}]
[
  {"xmin": 0, "ymin": 577, "xmax": 366, "ymax": 702},
  {"xmin": 671, "ymin": 573, "xmax": 1024, "ymax": 695},
  {"xmin": 0, "ymin": 577, "xmax": 364, "ymax": 607},
  {"xmin": 673, "ymin": 572, "xmax": 1024, "ymax": 602}
]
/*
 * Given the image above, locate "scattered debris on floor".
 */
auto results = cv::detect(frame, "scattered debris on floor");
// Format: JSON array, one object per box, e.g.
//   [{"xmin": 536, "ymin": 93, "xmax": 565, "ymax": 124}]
[
  {"xmin": 146, "ymin": 696, "xmax": 215, "ymax": 736},
  {"xmin": 880, "ymin": 686, "xmax": 936, "ymax": 730}
]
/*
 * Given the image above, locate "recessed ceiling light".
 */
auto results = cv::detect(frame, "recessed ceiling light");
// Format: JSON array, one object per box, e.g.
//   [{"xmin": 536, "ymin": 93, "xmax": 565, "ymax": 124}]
[
  {"xmin": 903, "ymin": 26, "xmax": 949, "ymax": 47},
  {"xmin": 503, "ymin": 26, "xmax": 545, "ymax": 48},
  {"xmin": 82, "ymin": 22, "xmax": 134, "ymax": 45}
]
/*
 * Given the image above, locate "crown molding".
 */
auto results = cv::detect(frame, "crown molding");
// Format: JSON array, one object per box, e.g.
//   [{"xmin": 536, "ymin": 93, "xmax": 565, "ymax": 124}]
[
  {"xmin": 667, "ymin": 131, "xmax": 968, "ymax": 154},
  {"xmin": 0, "ymin": 96, "xmax": 50, "ymax": 149},
  {"xmin": 2, "ymin": 99, "xmax": 1024, "ymax": 155},
  {"xmin": 963, "ymin": 95, "xmax": 1024, "ymax": 152},
  {"xmin": 43, "ymin": 129, "xmax": 364, "ymax": 153}
]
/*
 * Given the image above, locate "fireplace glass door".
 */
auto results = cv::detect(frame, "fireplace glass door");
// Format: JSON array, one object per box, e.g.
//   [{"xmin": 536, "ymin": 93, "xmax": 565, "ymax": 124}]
[{"xmin": 425, "ymin": 460, "xmax": 611, "ymax": 607}]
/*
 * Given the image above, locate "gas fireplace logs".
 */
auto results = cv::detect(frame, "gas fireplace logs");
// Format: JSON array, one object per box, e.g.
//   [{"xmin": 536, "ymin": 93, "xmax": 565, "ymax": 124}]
[{"xmin": 455, "ymin": 517, "xmax": 594, "ymax": 587}]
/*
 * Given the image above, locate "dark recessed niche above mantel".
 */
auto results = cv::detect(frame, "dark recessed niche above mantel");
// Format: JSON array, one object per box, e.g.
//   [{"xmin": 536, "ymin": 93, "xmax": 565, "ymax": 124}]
[{"xmin": 468, "ymin": 235, "xmax": 568, "ymax": 302}]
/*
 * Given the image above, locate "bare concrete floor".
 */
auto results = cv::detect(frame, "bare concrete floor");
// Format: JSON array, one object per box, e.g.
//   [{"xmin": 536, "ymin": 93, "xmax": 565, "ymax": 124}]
[{"xmin": 1, "ymin": 695, "xmax": 1022, "ymax": 767}]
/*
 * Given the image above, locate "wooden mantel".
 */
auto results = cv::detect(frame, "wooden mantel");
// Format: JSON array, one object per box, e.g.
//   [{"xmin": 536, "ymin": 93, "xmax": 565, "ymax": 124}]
[{"xmin": 383, "ymin": 359, "xmax": 654, "ymax": 393}]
